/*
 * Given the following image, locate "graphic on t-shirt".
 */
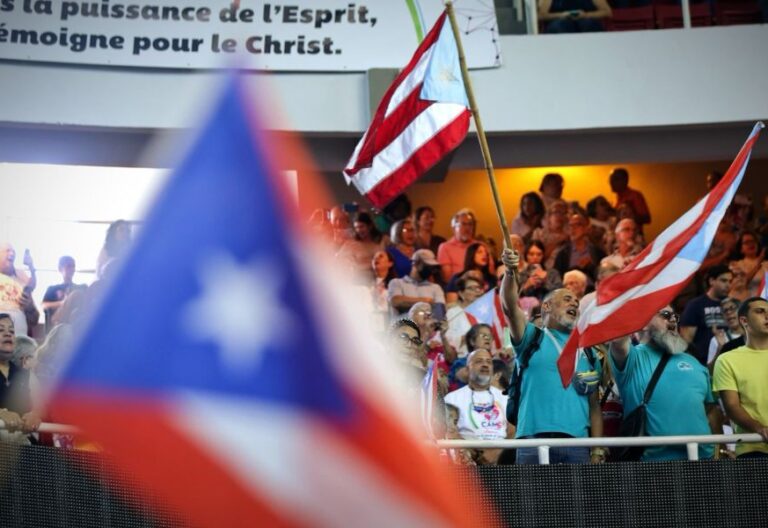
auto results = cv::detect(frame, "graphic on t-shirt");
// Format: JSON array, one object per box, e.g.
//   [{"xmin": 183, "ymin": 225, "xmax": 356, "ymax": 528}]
[
  {"xmin": 468, "ymin": 399, "xmax": 503, "ymax": 435},
  {"xmin": 677, "ymin": 360, "xmax": 693, "ymax": 371},
  {"xmin": 704, "ymin": 306, "xmax": 725, "ymax": 328}
]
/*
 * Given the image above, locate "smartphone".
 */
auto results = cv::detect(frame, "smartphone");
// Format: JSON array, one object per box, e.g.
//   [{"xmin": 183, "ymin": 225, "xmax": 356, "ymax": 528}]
[
  {"xmin": 431, "ymin": 302, "xmax": 447, "ymax": 321},
  {"xmin": 569, "ymin": 10, "xmax": 580, "ymax": 17}
]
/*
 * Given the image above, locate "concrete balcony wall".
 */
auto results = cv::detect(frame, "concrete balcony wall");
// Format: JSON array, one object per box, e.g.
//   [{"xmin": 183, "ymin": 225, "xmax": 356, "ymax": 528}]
[{"xmin": 1, "ymin": 25, "xmax": 766, "ymax": 134}]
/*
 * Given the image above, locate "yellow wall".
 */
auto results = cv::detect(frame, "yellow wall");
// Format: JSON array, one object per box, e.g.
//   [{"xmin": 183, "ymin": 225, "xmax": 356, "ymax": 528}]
[{"xmin": 405, "ymin": 159, "xmax": 768, "ymax": 244}]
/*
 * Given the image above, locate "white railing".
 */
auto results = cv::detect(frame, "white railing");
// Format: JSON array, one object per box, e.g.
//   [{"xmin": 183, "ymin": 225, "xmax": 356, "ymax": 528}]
[
  {"xmin": 436, "ymin": 433, "xmax": 765, "ymax": 463},
  {"xmin": 0, "ymin": 422, "xmax": 80, "ymax": 435}
]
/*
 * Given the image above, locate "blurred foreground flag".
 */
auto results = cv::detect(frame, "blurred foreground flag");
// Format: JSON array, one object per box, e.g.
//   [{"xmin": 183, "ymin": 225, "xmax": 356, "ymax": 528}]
[
  {"xmin": 52, "ymin": 77, "xmax": 488, "ymax": 528},
  {"xmin": 343, "ymin": 11, "xmax": 471, "ymax": 208}
]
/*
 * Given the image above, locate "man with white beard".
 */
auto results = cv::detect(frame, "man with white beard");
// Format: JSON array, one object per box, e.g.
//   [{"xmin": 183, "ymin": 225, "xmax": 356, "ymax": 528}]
[{"xmin": 609, "ymin": 306, "xmax": 720, "ymax": 461}]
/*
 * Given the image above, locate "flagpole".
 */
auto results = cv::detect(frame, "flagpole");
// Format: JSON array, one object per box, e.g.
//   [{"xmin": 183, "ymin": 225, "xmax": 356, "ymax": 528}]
[{"xmin": 444, "ymin": 1, "xmax": 513, "ymax": 251}]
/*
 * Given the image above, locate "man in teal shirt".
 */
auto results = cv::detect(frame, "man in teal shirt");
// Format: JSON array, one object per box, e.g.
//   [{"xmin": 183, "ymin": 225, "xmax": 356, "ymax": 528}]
[
  {"xmin": 500, "ymin": 249, "xmax": 605, "ymax": 464},
  {"xmin": 609, "ymin": 306, "xmax": 720, "ymax": 461}
]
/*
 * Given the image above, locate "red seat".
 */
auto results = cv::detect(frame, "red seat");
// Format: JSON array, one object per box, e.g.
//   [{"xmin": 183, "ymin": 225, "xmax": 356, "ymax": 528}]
[
  {"xmin": 715, "ymin": 0, "xmax": 763, "ymax": 25},
  {"xmin": 655, "ymin": 3, "xmax": 713, "ymax": 28},
  {"xmin": 605, "ymin": 5, "xmax": 656, "ymax": 30}
]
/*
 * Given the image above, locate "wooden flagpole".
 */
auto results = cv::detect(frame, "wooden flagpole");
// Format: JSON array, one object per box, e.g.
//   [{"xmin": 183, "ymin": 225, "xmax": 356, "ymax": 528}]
[{"xmin": 444, "ymin": 1, "xmax": 512, "ymax": 251}]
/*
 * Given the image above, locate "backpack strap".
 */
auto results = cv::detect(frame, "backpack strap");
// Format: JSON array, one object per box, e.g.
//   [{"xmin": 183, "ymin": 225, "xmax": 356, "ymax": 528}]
[
  {"xmin": 518, "ymin": 326, "xmax": 544, "ymax": 370},
  {"xmin": 600, "ymin": 380, "xmax": 614, "ymax": 407},
  {"xmin": 584, "ymin": 346, "xmax": 597, "ymax": 369},
  {"xmin": 641, "ymin": 353, "xmax": 671, "ymax": 405}
]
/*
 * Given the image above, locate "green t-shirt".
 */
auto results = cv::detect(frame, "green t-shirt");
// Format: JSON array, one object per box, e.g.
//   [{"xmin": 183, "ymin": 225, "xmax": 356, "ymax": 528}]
[{"xmin": 712, "ymin": 346, "xmax": 768, "ymax": 455}]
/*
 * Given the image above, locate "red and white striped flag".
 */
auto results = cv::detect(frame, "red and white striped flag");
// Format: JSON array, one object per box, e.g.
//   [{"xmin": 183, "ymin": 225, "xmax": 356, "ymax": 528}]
[
  {"xmin": 420, "ymin": 361, "xmax": 439, "ymax": 440},
  {"xmin": 557, "ymin": 122, "xmax": 764, "ymax": 386},
  {"xmin": 343, "ymin": 11, "xmax": 471, "ymax": 208},
  {"xmin": 465, "ymin": 289, "xmax": 508, "ymax": 351},
  {"xmin": 759, "ymin": 270, "xmax": 768, "ymax": 299}
]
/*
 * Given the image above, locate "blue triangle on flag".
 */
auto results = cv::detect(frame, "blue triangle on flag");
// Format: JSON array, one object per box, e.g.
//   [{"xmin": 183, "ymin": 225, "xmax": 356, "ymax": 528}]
[{"xmin": 59, "ymin": 77, "xmax": 353, "ymax": 420}]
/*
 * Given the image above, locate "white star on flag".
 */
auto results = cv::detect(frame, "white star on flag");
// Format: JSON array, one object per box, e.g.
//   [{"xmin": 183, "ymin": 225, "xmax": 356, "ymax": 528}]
[
  {"xmin": 181, "ymin": 252, "xmax": 294, "ymax": 373},
  {"xmin": 437, "ymin": 66, "xmax": 460, "ymax": 84},
  {"xmin": 475, "ymin": 304, "xmax": 490, "ymax": 317}
]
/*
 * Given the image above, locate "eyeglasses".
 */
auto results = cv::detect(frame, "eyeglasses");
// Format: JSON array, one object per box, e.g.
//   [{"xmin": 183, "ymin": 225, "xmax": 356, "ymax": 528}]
[
  {"xmin": 464, "ymin": 285, "xmax": 483, "ymax": 292},
  {"xmin": 398, "ymin": 333, "xmax": 423, "ymax": 347},
  {"xmin": 657, "ymin": 310, "xmax": 679, "ymax": 322}
]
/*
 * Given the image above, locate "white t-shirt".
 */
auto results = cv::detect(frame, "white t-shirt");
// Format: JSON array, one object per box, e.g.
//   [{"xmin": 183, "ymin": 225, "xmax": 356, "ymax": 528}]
[
  {"xmin": 707, "ymin": 331, "xmax": 742, "ymax": 365},
  {"xmin": 444, "ymin": 385, "xmax": 508, "ymax": 440}
]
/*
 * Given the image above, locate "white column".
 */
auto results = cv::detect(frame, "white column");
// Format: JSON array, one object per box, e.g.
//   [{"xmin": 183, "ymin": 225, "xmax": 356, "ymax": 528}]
[
  {"xmin": 681, "ymin": 0, "xmax": 692, "ymax": 29},
  {"xmin": 527, "ymin": 0, "xmax": 539, "ymax": 35}
]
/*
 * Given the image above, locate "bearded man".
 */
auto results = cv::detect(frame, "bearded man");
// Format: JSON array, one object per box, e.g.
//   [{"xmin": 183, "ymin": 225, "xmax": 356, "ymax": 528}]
[
  {"xmin": 609, "ymin": 306, "xmax": 721, "ymax": 461},
  {"xmin": 444, "ymin": 348, "xmax": 512, "ymax": 464}
]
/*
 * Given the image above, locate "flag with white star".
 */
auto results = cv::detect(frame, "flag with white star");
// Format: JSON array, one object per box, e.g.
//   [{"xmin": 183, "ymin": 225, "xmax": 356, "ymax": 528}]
[{"xmin": 51, "ymin": 76, "xmax": 490, "ymax": 528}]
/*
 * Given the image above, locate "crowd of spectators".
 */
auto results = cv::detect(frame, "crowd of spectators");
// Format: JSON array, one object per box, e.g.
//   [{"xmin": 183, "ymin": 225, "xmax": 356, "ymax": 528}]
[
  {"xmin": 0, "ymin": 220, "xmax": 132, "ymax": 447},
  {"xmin": 313, "ymin": 167, "xmax": 768, "ymax": 465},
  {"xmin": 2, "ymin": 168, "xmax": 768, "ymax": 468}
]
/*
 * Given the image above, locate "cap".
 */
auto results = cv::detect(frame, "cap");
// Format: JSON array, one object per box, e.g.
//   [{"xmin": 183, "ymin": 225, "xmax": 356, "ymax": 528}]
[{"xmin": 412, "ymin": 249, "xmax": 439, "ymax": 266}]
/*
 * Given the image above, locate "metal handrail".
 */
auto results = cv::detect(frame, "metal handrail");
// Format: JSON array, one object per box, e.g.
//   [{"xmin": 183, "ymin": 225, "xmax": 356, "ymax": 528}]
[
  {"xmin": 0, "ymin": 422, "xmax": 80, "ymax": 435},
  {"xmin": 436, "ymin": 433, "xmax": 765, "ymax": 463}
]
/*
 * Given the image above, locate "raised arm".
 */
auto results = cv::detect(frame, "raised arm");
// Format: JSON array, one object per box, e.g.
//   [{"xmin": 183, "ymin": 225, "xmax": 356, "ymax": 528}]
[
  {"xmin": 500, "ymin": 248, "xmax": 526, "ymax": 343},
  {"xmin": 608, "ymin": 335, "xmax": 631, "ymax": 371},
  {"xmin": 679, "ymin": 325, "xmax": 697, "ymax": 344},
  {"xmin": 22, "ymin": 250, "xmax": 36, "ymax": 292}
]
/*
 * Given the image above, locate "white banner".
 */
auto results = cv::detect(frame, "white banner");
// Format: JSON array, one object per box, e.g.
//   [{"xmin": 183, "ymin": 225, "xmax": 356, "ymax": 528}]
[{"xmin": 0, "ymin": 0, "xmax": 501, "ymax": 71}]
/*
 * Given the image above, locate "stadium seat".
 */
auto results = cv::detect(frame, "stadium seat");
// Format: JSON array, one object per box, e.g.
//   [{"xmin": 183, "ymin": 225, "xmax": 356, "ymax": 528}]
[
  {"xmin": 605, "ymin": 6, "xmax": 656, "ymax": 30},
  {"xmin": 714, "ymin": 0, "xmax": 763, "ymax": 25},
  {"xmin": 655, "ymin": 3, "xmax": 713, "ymax": 28}
]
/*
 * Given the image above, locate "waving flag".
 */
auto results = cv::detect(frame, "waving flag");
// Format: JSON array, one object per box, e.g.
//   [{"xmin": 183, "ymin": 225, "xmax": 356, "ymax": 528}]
[
  {"xmin": 343, "ymin": 11, "xmax": 471, "ymax": 208},
  {"xmin": 465, "ymin": 289, "xmax": 508, "ymax": 350},
  {"xmin": 51, "ymin": 77, "xmax": 490, "ymax": 528},
  {"xmin": 420, "ymin": 361, "xmax": 439, "ymax": 440},
  {"xmin": 557, "ymin": 122, "xmax": 764, "ymax": 386},
  {"xmin": 759, "ymin": 270, "xmax": 768, "ymax": 299}
]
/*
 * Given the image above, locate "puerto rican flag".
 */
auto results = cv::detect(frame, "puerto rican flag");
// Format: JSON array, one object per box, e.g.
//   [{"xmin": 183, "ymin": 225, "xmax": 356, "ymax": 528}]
[
  {"xmin": 759, "ymin": 270, "xmax": 768, "ymax": 299},
  {"xmin": 51, "ymin": 77, "xmax": 489, "ymax": 527},
  {"xmin": 420, "ymin": 361, "xmax": 439, "ymax": 440},
  {"xmin": 343, "ymin": 11, "xmax": 471, "ymax": 208},
  {"xmin": 557, "ymin": 122, "xmax": 764, "ymax": 386},
  {"xmin": 465, "ymin": 289, "xmax": 508, "ymax": 351}
]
